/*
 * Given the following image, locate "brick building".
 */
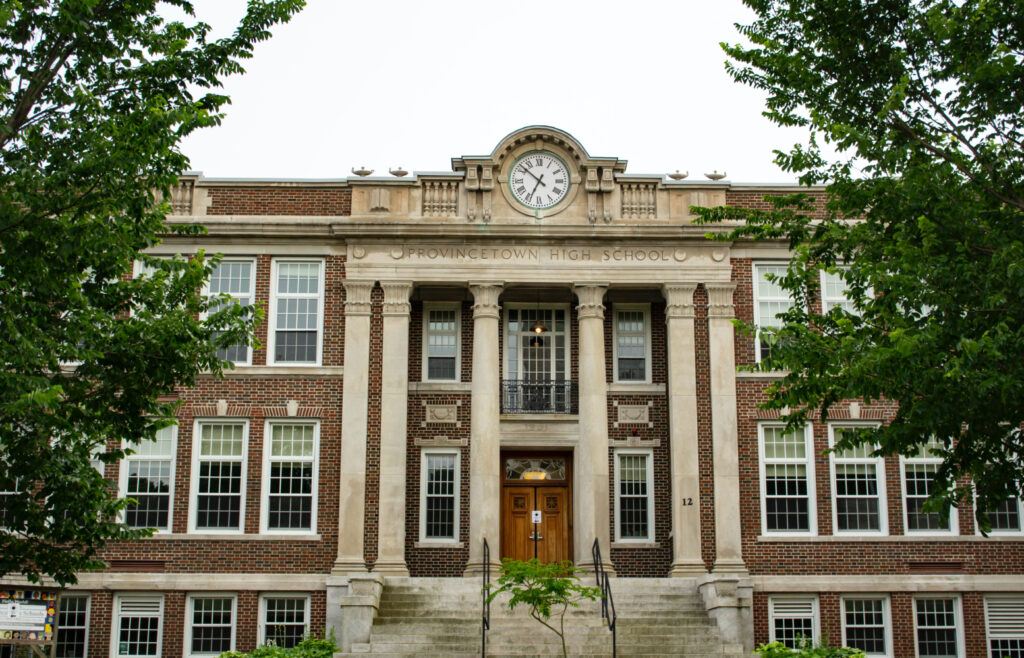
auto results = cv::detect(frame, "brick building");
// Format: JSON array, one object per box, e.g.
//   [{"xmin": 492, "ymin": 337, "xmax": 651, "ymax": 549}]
[{"xmin": 15, "ymin": 126, "xmax": 1024, "ymax": 657}]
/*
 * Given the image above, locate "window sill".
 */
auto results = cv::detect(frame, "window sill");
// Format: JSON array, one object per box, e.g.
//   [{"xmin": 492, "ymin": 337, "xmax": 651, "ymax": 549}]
[
  {"xmin": 611, "ymin": 541, "xmax": 660, "ymax": 548},
  {"xmin": 145, "ymin": 533, "xmax": 322, "ymax": 541},
  {"xmin": 414, "ymin": 541, "xmax": 464, "ymax": 549},
  {"xmin": 737, "ymin": 370, "xmax": 788, "ymax": 380},
  {"xmin": 211, "ymin": 366, "xmax": 344, "ymax": 377},
  {"xmin": 608, "ymin": 383, "xmax": 666, "ymax": 394},
  {"xmin": 409, "ymin": 381, "xmax": 472, "ymax": 393},
  {"xmin": 500, "ymin": 414, "xmax": 579, "ymax": 422}
]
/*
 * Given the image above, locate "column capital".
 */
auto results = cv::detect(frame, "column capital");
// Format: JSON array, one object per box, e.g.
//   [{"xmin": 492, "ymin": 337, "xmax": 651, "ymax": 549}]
[
  {"xmin": 662, "ymin": 283, "xmax": 698, "ymax": 320},
  {"xmin": 573, "ymin": 283, "xmax": 609, "ymax": 320},
  {"xmin": 706, "ymin": 282, "xmax": 737, "ymax": 318},
  {"xmin": 469, "ymin": 282, "xmax": 503, "ymax": 319},
  {"xmin": 343, "ymin": 279, "xmax": 375, "ymax": 316},
  {"xmin": 380, "ymin": 281, "xmax": 413, "ymax": 317}
]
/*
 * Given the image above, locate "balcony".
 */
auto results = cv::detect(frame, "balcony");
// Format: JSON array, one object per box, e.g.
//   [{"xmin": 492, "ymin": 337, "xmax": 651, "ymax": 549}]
[{"xmin": 501, "ymin": 380, "xmax": 577, "ymax": 414}]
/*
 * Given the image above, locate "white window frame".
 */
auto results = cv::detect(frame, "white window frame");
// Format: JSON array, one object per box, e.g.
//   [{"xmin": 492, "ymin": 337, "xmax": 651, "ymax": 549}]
[
  {"xmin": 188, "ymin": 419, "xmax": 249, "ymax": 534},
  {"xmin": 975, "ymin": 487, "xmax": 1024, "ymax": 536},
  {"xmin": 820, "ymin": 265, "xmax": 873, "ymax": 315},
  {"xmin": 118, "ymin": 425, "xmax": 177, "ymax": 534},
  {"xmin": 613, "ymin": 448, "xmax": 656, "ymax": 542},
  {"xmin": 258, "ymin": 594, "xmax": 311, "ymax": 648},
  {"xmin": 184, "ymin": 594, "xmax": 237, "ymax": 658},
  {"xmin": 421, "ymin": 302, "xmax": 461, "ymax": 382},
  {"xmin": 418, "ymin": 448, "xmax": 461, "ymax": 543},
  {"xmin": 985, "ymin": 595, "xmax": 1024, "ymax": 657},
  {"xmin": 768, "ymin": 595, "xmax": 820, "ymax": 647},
  {"xmin": 758, "ymin": 422, "xmax": 817, "ymax": 536},
  {"xmin": 56, "ymin": 593, "xmax": 91, "ymax": 658},
  {"xmin": 612, "ymin": 303, "xmax": 652, "ymax": 384},
  {"xmin": 202, "ymin": 257, "xmax": 257, "ymax": 366},
  {"xmin": 840, "ymin": 594, "xmax": 893, "ymax": 658},
  {"xmin": 912, "ymin": 595, "xmax": 964, "ymax": 658},
  {"xmin": 111, "ymin": 594, "xmax": 164, "ymax": 658},
  {"xmin": 900, "ymin": 441, "xmax": 958, "ymax": 536},
  {"xmin": 502, "ymin": 302, "xmax": 573, "ymax": 382},
  {"xmin": 829, "ymin": 423, "xmax": 888, "ymax": 536},
  {"xmin": 267, "ymin": 258, "xmax": 326, "ymax": 367},
  {"xmin": 753, "ymin": 261, "xmax": 795, "ymax": 363},
  {"xmin": 260, "ymin": 420, "xmax": 320, "ymax": 535}
]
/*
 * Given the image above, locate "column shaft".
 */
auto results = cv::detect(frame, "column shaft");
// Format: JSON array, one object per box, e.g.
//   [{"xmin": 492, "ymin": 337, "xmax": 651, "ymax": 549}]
[
  {"xmin": 464, "ymin": 283, "xmax": 503, "ymax": 575},
  {"xmin": 375, "ymin": 281, "xmax": 413, "ymax": 576},
  {"xmin": 664, "ymin": 284, "xmax": 705, "ymax": 575},
  {"xmin": 333, "ymin": 280, "xmax": 375, "ymax": 574}
]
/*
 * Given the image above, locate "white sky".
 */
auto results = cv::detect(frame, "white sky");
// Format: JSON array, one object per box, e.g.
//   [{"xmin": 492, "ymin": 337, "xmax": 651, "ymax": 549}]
[{"xmin": 179, "ymin": 0, "xmax": 814, "ymax": 183}]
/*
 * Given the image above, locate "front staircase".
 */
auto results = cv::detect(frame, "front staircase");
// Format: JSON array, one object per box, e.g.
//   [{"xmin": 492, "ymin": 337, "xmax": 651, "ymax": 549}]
[{"xmin": 338, "ymin": 577, "xmax": 747, "ymax": 657}]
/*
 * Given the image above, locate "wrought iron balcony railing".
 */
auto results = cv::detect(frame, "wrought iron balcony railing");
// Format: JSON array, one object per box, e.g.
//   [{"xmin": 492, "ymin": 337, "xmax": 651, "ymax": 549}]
[{"xmin": 501, "ymin": 379, "xmax": 577, "ymax": 414}]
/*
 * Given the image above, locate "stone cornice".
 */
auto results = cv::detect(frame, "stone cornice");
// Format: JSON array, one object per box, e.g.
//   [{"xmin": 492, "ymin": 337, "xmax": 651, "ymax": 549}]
[{"xmin": 343, "ymin": 280, "xmax": 375, "ymax": 316}]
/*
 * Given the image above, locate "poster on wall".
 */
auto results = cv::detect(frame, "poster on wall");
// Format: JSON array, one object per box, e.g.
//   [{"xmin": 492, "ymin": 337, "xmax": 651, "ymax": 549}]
[{"xmin": 0, "ymin": 588, "xmax": 59, "ymax": 645}]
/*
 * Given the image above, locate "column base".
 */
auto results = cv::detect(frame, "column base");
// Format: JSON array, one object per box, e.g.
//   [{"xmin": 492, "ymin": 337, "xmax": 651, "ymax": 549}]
[
  {"xmin": 670, "ymin": 560, "xmax": 708, "ymax": 577},
  {"xmin": 331, "ymin": 556, "xmax": 369, "ymax": 575},
  {"xmin": 372, "ymin": 560, "xmax": 410, "ymax": 577},
  {"xmin": 576, "ymin": 559, "xmax": 616, "ymax": 577},
  {"xmin": 711, "ymin": 558, "xmax": 749, "ymax": 577},
  {"xmin": 463, "ymin": 559, "xmax": 501, "ymax": 577}
]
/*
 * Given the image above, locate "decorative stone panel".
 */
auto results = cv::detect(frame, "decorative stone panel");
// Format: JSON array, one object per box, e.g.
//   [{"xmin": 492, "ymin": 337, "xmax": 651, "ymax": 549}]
[
  {"xmin": 613, "ymin": 400, "xmax": 654, "ymax": 428},
  {"xmin": 421, "ymin": 401, "xmax": 461, "ymax": 427}
]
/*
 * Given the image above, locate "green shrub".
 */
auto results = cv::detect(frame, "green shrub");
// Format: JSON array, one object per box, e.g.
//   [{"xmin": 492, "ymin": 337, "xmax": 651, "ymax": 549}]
[
  {"xmin": 218, "ymin": 637, "xmax": 336, "ymax": 658},
  {"xmin": 756, "ymin": 640, "xmax": 864, "ymax": 658}
]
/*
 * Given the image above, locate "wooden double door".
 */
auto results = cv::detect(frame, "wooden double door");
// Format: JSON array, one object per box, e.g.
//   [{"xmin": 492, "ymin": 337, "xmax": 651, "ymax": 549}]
[{"xmin": 500, "ymin": 452, "xmax": 572, "ymax": 563}]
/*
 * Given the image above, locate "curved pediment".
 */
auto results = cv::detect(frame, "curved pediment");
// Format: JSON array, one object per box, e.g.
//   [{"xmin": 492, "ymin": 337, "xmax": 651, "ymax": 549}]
[{"xmin": 451, "ymin": 125, "xmax": 627, "ymax": 173}]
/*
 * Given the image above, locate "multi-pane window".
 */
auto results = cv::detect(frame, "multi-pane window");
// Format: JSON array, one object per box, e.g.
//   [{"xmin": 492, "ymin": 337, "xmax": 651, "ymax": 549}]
[
  {"xmin": 754, "ymin": 263, "xmax": 794, "ymax": 363},
  {"xmin": 271, "ymin": 260, "xmax": 323, "ymax": 365},
  {"xmin": 420, "ymin": 449, "xmax": 459, "ymax": 541},
  {"xmin": 986, "ymin": 596, "xmax": 1024, "ymax": 658},
  {"xmin": 821, "ymin": 269, "xmax": 857, "ymax": 313},
  {"xmin": 113, "ymin": 595, "xmax": 163, "ymax": 657},
  {"xmin": 915, "ymin": 597, "xmax": 962, "ymax": 658},
  {"xmin": 986, "ymin": 493, "xmax": 1023, "ymax": 534},
  {"xmin": 830, "ymin": 425, "xmax": 886, "ymax": 534},
  {"xmin": 261, "ymin": 596, "xmax": 309, "ymax": 649},
  {"xmin": 121, "ymin": 425, "xmax": 176, "ymax": 531},
  {"xmin": 205, "ymin": 259, "xmax": 255, "ymax": 364},
  {"xmin": 615, "ymin": 450, "xmax": 653, "ymax": 541},
  {"xmin": 191, "ymin": 421, "xmax": 247, "ymax": 532},
  {"xmin": 769, "ymin": 597, "xmax": 818, "ymax": 648},
  {"xmin": 841, "ymin": 597, "xmax": 890, "ymax": 657},
  {"xmin": 760, "ymin": 424, "xmax": 815, "ymax": 534},
  {"xmin": 187, "ymin": 596, "xmax": 235, "ymax": 656},
  {"xmin": 903, "ymin": 439, "xmax": 956, "ymax": 534},
  {"xmin": 0, "ymin": 478, "xmax": 16, "ymax": 528},
  {"xmin": 614, "ymin": 305, "xmax": 649, "ymax": 383},
  {"xmin": 56, "ymin": 595, "xmax": 90, "ymax": 658},
  {"xmin": 263, "ymin": 423, "xmax": 318, "ymax": 533},
  {"xmin": 424, "ymin": 304, "xmax": 459, "ymax": 381}
]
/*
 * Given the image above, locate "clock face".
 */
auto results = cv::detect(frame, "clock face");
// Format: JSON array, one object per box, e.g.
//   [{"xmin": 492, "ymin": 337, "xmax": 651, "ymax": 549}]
[{"xmin": 509, "ymin": 151, "xmax": 570, "ymax": 210}]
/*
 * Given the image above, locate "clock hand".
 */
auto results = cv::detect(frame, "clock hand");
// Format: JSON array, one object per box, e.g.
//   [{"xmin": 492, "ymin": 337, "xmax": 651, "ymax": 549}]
[
  {"xmin": 521, "ymin": 167, "xmax": 544, "ymax": 185},
  {"xmin": 531, "ymin": 174, "xmax": 545, "ymax": 197}
]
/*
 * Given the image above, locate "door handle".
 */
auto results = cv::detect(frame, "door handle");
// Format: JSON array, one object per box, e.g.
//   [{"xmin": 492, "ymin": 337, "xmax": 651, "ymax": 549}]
[{"xmin": 530, "ymin": 532, "xmax": 543, "ymax": 541}]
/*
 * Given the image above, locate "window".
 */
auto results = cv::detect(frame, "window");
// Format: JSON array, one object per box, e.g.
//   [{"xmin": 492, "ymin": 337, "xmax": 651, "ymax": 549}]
[
  {"xmin": 613, "ymin": 304, "xmax": 651, "ymax": 383},
  {"xmin": 841, "ymin": 596, "xmax": 891, "ymax": 657},
  {"xmin": 190, "ymin": 421, "xmax": 247, "ymax": 532},
  {"xmin": 260, "ymin": 595, "xmax": 309, "ymax": 649},
  {"xmin": 986, "ymin": 596, "xmax": 1024, "ymax": 658},
  {"xmin": 769, "ymin": 596, "xmax": 818, "ymax": 648},
  {"xmin": 262, "ymin": 422, "xmax": 319, "ymax": 533},
  {"xmin": 56, "ymin": 594, "xmax": 90, "ymax": 658},
  {"xmin": 820, "ymin": 267, "xmax": 872, "ymax": 315},
  {"xmin": 204, "ymin": 258, "xmax": 256, "ymax": 365},
  {"xmin": 830, "ymin": 425, "xmax": 887, "ymax": 535},
  {"xmin": 120, "ymin": 425, "xmax": 176, "ymax": 532},
  {"xmin": 760, "ymin": 423, "xmax": 816, "ymax": 535},
  {"xmin": 269, "ymin": 259, "xmax": 324, "ymax": 365},
  {"xmin": 420, "ymin": 449, "xmax": 459, "ymax": 542},
  {"xmin": 985, "ymin": 493, "xmax": 1023, "ymax": 534},
  {"xmin": 0, "ymin": 478, "xmax": 16, "ymax": 528},
  {"xmin": 754, "ymin": 263, "xmax": 794, "ymax": 363},
  {"xmin": 614, "ymin": 449, "xmax": 654, "ymax": 541},
  {"xmin": 186, "ymin": 595, "xmax": 235, "ymax": 657},
  {"xmin": 902, "ymin": 439, "xmax": 957, "ymax": 535},
  {"xmin": 423, "ymin": 303, "xmax": 460, "ymax": 381},
  {"xmin": 113, "ymin": 595, "xmax": 163, "ymax": 658},
  {"xmin": 914, "ymin": 597, "xmax": 962, "ymax": 658}
]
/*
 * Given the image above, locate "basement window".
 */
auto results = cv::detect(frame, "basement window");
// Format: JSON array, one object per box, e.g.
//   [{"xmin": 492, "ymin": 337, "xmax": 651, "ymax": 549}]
[
  {"xmin": 986, "ymin": 596, "xmax": 1024, "ymax": 658},
  {"xmin": 914, "ymin": 597, "xmax": 963, "ymax": 658},
  {"xmin": 56, "ymin": 594, "xmax": 90, "ymax": 658},
  {"xmin": 420, "ymin": 449, "xmax": 460, "ymax": 542},
  {"xmin": 186, "ymin": 595, "xmax": 236, "ymax": 657},
  {"xmin": 840, "ymin": 596, "xmax": 891, "ymax": 657},
  {"xmin": 769, "ymin": 596, "xmax": 819, "ymax": 648},
  {"xmin": 259, "ymin": 595, "xmax": 310, "ymax": 649},
  {"xmin": 112, "ymin": 594, "xmax": 163, "ymax": 657},
  {"xmin": 614, "ymin": 449, "xmax": 654, "ymax": 541}
]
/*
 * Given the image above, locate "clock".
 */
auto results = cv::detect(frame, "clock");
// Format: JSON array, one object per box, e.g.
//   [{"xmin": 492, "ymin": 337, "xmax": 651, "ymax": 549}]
[{"xmin": 508, "ymin": 151, "xmax": 570, "ymax": 210}]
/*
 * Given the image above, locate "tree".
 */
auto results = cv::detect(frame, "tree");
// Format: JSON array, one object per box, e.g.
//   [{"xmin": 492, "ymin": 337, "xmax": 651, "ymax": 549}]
[
  {"xmin": 694, "ymin": 0, "xmax": 1024, "ymax": 528},
  {"xmin": 0, "ymin": 0, "xmax": 303, "ymax": 585}
]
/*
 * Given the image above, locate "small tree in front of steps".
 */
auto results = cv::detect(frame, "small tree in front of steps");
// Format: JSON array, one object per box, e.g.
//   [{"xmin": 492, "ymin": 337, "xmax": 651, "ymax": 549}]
[{"xmin": 487, "ymin": 559, "xmax": 602, "ymax": 658}]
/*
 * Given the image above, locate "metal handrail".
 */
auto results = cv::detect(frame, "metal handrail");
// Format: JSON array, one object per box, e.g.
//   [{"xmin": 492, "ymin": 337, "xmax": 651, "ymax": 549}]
[
  {"xmin": 482, "ymin": 538, "xmax": 491, "ymax": 657},
  {"xmin": 592, "ymin": 539, "xmax": 617, "ymax": 658},
  {"xmin": 501, "ymin": 379, "xmax": 576, "ymax": 414}
]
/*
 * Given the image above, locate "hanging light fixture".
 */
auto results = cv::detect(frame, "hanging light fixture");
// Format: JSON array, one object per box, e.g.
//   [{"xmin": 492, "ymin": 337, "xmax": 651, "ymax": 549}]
[{"xmin": 529, "ymin": 288, "xmax": 548, "ymax": 336}]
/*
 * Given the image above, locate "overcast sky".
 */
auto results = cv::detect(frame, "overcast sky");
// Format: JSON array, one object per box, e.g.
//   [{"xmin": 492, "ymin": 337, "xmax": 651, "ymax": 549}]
[{"xmin": 179, "ymin": 0, "xmax": 814, "ymax": 183}]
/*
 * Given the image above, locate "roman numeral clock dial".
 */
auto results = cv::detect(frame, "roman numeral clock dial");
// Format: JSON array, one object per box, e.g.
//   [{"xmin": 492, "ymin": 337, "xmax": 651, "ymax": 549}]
[{"xmin": 509, "ymin": 151, "xmax": 570, "ymax": 210}]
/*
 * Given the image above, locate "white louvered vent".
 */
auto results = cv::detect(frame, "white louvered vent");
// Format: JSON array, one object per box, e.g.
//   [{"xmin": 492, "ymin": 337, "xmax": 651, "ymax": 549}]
[
  {"xmin": 118, "ymin": 596, "xmax": 161, "ymax": 615},
  {"xmin": 772, "ymin": 597, "xmax": 816, "ymax": 617},
  {"xmin": 987, "ymin": 597, "xmax": 1024, "ymax": 638}
]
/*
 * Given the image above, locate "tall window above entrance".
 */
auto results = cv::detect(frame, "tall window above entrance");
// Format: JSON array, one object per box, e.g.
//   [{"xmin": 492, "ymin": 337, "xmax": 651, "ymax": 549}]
[{"xmin": 503, "ymin": 306, "xmax": 573, "ymax": 414}]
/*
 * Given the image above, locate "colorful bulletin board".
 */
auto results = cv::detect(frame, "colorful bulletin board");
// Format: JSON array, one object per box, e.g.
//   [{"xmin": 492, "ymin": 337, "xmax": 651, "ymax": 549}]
[{"xmin": 0, "ymin": 588, "xmax": 59, "ymax": 646}]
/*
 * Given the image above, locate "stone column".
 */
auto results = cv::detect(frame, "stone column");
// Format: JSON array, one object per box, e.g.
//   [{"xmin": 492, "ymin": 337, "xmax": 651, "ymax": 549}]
[
  {"xmin": 664, "ymin": 283, "xmax": 705, "ymax": 576},
  {"xmin": 374, "ymin": 281, "xmax": 413, "ymax": 576},
  {"xmin": 706, "ymin": 282, "xmax": 746, "ymax": 574},
  {"xmin": 464, "ymin": 282, "xmax": 503, "ymax": 576},
  {"xmin": 333, "ymin": 279, "xmax": 375, "ymax": 574},
  {"xmin": 573, "ymin": 284, "xmax": 614, "ymax": 573}
]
